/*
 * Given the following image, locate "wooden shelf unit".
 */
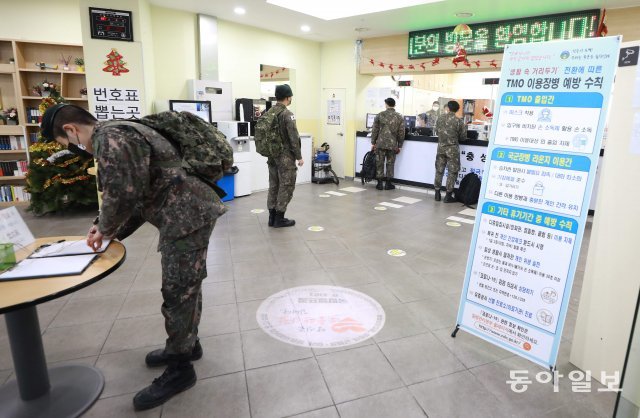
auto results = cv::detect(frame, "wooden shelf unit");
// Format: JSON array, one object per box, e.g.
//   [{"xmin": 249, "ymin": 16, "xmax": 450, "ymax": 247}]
[{"xmin": 0, "ymin": 39, "xmax": 87, "ymax": 207}]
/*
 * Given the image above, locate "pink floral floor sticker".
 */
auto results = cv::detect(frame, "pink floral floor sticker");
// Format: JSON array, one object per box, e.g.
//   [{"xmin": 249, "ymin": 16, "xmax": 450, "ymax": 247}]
[{"xmin": 256, "ymin": 286, "xmax": 385, "ymax": 348}]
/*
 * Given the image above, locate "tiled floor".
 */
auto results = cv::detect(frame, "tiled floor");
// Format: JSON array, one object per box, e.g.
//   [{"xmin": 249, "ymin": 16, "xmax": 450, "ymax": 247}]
[{"xmin": 0, "ymin": 181, "xmax": 611, "ymax": 418}]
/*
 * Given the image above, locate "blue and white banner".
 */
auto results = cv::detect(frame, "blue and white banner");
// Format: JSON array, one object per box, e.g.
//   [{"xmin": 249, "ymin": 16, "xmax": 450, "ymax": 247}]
[{"xmin": 455, "ymin": 36, "xmax": 621, "ymax": 369}]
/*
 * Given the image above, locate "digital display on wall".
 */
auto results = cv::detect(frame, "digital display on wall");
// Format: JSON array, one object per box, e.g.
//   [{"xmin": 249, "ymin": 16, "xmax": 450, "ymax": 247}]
[
  {"xmin": 89, "ymin": 7, "xmax": 134, "ymax": 42},
  {"xmin": 408, "ymin": 10, "xmax": 600, "ymax": 59}
]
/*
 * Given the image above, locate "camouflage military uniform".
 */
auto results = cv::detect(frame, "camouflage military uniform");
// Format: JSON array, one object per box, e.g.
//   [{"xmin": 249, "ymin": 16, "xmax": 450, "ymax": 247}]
[
  {"xmin": 434, "ymin": 112, "xmax": 467, "ymax": 192},
  {"xmin": 93, "ymin": 121, "xmax": 229, "ymax": 355},
  {"xmin": 267, "ymin": 103, "xmax": 301, "ymax": 212},
  {"xmin": 426, "ymin": 109, "xmax": 439, "ymax": 127},
  {"xmin": 371, "ymin": 108, "xmax": 405, "ymax": 179}
]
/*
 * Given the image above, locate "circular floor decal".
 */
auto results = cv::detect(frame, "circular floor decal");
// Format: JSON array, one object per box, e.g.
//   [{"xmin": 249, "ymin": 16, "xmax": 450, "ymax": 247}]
[
  {"xmin": 319, "ymin": 194, "xmax": 331, "ymax": 198},
  {"xmin": 257, "ymin": 286, "xmax": 385, "ymax": 348},
  {"xmin": 374, "ymin": 206, "xmax": 388, "ymax": 211},
  {"xmin": 387, "ymin": 249, "xmax": 406, "ymax": 257},
  {"xmin": 250, "ymin": 209, "xmax": 265, "ymax": 214},
  {"xmin": 446, "ymin": 221, "xmax": 462, "ymax": 227},
  {"xmin": 307, "ymin": 226, "xmax": 325, "ymax": 232}
]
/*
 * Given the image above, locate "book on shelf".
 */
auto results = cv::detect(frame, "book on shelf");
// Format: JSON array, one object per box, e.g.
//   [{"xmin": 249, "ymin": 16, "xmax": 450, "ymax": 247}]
[
  {"xmin": 0, "ymin": 136, "xmax": 27, "ymax": 151},
  {"xmin": 25, "ymin": 107, "xmax": 42, "ymax": 125},
  {"xmin": 0, "ymin": 185, "xmax": 30, "ymax": 202},
  {"xmin": 0, "ymin": 161, "xmax": 27, "ymax": 177}
]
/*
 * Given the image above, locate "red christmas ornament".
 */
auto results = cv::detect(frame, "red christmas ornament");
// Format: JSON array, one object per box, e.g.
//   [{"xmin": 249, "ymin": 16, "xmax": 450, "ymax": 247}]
[
  {"xmin": 482, "ymin": 106, "xmax": 493, "ymax": 118},
  {"xmin": 432, "ymin": 58, "xmax": 440, "ymax": 66},
  {"xmin": 369, "ymin": 58, "xmax": 375, "ymax": 65},
  {"xmin": 489, "ymin": 60, "xmax": 498, "ymax": 68},
  {"xmin": 598, "ymin": 9, "xmax": 608, "ymax": 37},
  {"xmin": 408, "ymin": 64, "xmax": 415, "ymax": 70},
  {"xmin": 379, "ymin": 62, "xmax": 385, "ymax": 68},
  {"xmin": 474, "ymin": 60, "xmax": 481, "ymax": 68},
  {"xmin": 103, "ymin": 48, "xmax": 129, "ymax": 76},
  {"xmin": 419, "ymin": 63, "xmax": 426, "ymax": 70},
  {"xmin": 398, "ymin": 64, "xmax": 405, "ymax": 70},
  {"xmin": 452, "ymin": 43, "xmax": 469, "ymax": 68}
]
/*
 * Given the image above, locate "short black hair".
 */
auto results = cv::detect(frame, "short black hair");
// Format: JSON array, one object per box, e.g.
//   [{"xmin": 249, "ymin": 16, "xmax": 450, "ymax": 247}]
[
  {"xmin": 447, "ymin": 100, "xmax": 460, "ymax": 113},
  {"xmin": 384, "ymin": 98, "xmax": 395, "ymax": 107},
  {"xmin": 51, "ymin": 105, "xmax": 97, "ymax": 140},
  {"xmin": 433, "ymin": 101, "xmax": 439, "ymax": 105}
]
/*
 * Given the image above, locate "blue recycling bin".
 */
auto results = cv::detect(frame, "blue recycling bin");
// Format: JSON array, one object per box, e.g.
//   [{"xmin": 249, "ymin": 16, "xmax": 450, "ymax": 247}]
[{"xmin": 216, "ymin": 173, "xmax": 235, "ymax": 202}]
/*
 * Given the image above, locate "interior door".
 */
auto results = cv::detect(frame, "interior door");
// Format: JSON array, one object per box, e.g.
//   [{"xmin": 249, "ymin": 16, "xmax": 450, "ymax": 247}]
[{"xmin": 321, "ymin": 88, "xmax": 346, "ymax": 178}]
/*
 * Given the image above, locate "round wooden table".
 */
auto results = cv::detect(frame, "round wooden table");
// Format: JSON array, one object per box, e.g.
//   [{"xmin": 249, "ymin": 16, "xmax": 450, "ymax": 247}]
[{"xmin": 0, "ymin": 236, "xmax": 126, "ymax": 418}]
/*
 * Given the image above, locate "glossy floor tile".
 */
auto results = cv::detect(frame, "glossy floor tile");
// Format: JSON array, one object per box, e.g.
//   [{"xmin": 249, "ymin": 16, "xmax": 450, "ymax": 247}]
[{"xmin": 0, "ymin": 182, "xmax": 607, "ymax": 417}]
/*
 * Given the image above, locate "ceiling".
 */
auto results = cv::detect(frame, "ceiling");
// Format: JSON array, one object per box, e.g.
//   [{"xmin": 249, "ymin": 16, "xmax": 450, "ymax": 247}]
[{"xmin": 149, "ymin": 0, "xmax": 638, "ymax": 42}]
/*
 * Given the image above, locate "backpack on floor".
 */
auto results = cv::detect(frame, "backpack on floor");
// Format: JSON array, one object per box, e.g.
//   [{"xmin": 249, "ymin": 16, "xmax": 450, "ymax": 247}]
[
  {"xmin": 361, "ymin": 151, "xmax": 376, "ymax": 184},
  {"xmin": 457, "ymin": 172, "xmax": 481, "ymax": 207},
  {"xmin": 254, "ymin": 106, "xmax": 286, "ymax": 158}
]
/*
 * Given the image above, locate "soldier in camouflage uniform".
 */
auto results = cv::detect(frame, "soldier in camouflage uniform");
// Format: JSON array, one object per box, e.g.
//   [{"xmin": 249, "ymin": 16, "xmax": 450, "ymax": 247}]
[
  {"xmin": 40, "ymin": 104, "xmax": 232, "ymax": 411},
  {"xmin": 371, "ymin": 97, "xmax": 405, "ymax": 190},
  {"xmin": 434, "ymin": 100, "xmax": 467, "ymax": 203},
  {"xmin": 266, "ymin": 84, "xmax": 304, "ymax": 228}
]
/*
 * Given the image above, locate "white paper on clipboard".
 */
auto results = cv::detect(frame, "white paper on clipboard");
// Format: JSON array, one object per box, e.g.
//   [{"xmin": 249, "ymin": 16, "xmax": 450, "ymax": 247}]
[
  {"xmin": 0, "ymin": 254, "xmax": 98, "ymax": 281},
  {"xmin": 28, "ymin": 240, "xmax": 111, "ymax": 259}
]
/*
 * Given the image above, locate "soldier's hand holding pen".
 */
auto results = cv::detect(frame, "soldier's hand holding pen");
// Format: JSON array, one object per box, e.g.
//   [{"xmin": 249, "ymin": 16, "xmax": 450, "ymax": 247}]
[
  {"xmin": 297, "ymin": 159, "xmax": 304, "ymax": 167},
  {"xmin": 87, "ymin": 225, "xmax": 104, "ymax": 252}
]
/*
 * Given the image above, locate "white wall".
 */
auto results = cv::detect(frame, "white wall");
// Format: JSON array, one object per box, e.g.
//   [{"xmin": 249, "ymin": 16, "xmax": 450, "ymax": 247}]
[
  {"xmin": 0, "ymin": 0, "xmax": 82, "ymax": 43},
  {"xmin": 570, "ymin": 41, "xmax": 640, "ymax": 387}
]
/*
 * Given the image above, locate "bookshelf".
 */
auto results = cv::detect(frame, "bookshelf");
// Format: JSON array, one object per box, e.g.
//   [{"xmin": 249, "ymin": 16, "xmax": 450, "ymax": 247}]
[{"xmin": 0, "ymin": 39, "xmax": 87, "ymax": 207}]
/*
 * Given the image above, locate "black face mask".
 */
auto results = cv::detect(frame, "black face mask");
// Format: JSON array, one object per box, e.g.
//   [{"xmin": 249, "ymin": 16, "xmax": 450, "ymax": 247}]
[{"xmin": 67, "ymin": 142, "xmax": 93, "ymax": 160}]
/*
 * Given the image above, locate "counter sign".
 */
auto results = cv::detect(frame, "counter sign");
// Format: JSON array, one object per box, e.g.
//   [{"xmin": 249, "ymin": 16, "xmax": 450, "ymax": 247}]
[{"xmin": 90, "ymin": 8, "xmax": 133, "ymax": 42}]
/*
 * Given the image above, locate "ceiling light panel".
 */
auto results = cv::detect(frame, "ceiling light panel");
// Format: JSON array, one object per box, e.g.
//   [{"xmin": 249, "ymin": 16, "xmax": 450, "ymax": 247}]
[{"xmin": 266, "ymin": 0, "xmax": 444, "ymax": 21}]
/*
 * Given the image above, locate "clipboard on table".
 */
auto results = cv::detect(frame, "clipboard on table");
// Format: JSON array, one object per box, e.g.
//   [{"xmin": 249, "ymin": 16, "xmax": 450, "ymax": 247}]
[
  {"xmin": 0, "ymin": 254, "xmax": 98, "ymax": 282},
  {"xmin": 28, "ymin": 240, "xmax": 111, "ymax": 259}
]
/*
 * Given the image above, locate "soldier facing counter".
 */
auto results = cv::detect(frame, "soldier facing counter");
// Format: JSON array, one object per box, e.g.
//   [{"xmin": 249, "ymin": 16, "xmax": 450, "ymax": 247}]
[
  {"xmin": 434, "ymin": 100, "xmax": 467, "ymax": 203},
  {"xmin": 40, "ymin": 104, "xmax": 233, "ymax": 411},
  {"xmin": 371, "ymin": 97, "xmax": 405, "ymax": 190}
]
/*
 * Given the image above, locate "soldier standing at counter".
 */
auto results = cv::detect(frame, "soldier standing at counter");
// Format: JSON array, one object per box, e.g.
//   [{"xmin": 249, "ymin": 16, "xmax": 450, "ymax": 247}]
[
  {"xmin": 371, "ymin": 98, "xmax": 405, "ymax": 190},
  {"xmin": 434, "ymin": 100, "xmax": 467, "ymax": 202}
]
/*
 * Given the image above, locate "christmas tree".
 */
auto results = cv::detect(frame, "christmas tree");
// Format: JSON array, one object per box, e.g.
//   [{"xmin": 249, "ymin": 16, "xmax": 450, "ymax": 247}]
[{"xmin": 25, "ymin": 98, "xmax": 98, "ymax": 215}]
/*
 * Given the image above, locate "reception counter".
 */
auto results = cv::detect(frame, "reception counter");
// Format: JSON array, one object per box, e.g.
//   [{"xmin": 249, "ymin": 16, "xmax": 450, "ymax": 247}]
[
  {"xmin": 355, "ymin": 132, "xmax": 602, "ymax": 211},
  {"xmin": 355, "ymin": 132, "xmax": 488, "ymax": 190}
]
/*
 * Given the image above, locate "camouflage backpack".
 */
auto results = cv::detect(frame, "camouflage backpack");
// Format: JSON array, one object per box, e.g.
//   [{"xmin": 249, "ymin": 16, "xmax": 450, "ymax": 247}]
[
  {"xmin": 107, "ymin": 111, "xmax": 233, "ymax": 195},
  {"xmin": 254, "ymin": 106, "xmax": 285, "ymax": 158}
]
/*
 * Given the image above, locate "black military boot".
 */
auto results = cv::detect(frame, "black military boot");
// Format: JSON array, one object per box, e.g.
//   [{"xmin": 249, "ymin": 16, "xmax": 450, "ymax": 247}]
[
  {"xmin": 273, "ymin": 211, "xmax": 295, "ymax": 228},
  {"xmin": 443, "ymin": 192, "xmax": 456, "ymax": 203},
  {"xmin": 376, "ymin": 179, "xmax": 384, "ymax": 190},
  {"xmin": 268, "ymin": 209, "xmax": 276, "ymax": 227},
  {"xmin": 435, "ymin": 190, "xmax": 441, "ymax": 201},
  {"xmin": 133, "ymin": 356, "xmax": 197, "ymax": 411},
  {"xmin": 384, "ymin": 180, "xmax": 395, "ymax": 190},
  {"xmin": 145, "ymin": 338, "xmax": 203, "ymax": 367}
]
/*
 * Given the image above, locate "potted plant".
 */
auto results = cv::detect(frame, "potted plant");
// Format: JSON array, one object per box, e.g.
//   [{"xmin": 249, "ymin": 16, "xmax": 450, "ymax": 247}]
[
  {"xmin": 60, "ymin": 53, "xmax": 72, "ymax": 71},
  {"xmin": 80, "ymin": 87, "xmax": 87, "ymax": 99},
  {"xmin": 74, "ymin": 57, "xmax": 84, "ymax": 72},
  {"xmin": 32, "ymin": 80, "xmax": 59, "ymax": 98},
  {"xmin": 2, "ymin": 108, "xmax": 19, "ymax": 125}
]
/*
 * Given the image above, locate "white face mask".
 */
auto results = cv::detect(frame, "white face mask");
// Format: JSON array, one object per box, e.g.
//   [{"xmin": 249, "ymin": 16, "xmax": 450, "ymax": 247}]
[{"xmin": 432, "ymin": 106, "xmax": 439, "ymax": 111}]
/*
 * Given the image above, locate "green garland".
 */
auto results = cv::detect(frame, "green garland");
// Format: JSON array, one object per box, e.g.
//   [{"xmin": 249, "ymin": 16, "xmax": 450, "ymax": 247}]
[{"xmin": 25, "ymin": 142, "xmax": 98, "ymax": 215}]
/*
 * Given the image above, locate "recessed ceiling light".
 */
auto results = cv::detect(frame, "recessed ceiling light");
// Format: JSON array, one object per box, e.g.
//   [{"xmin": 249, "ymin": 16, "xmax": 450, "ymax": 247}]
[
  {"xmin": 234, "ymin": 7, "xmax": 246, "ymax": 15},
  {"xmin": 301, "ymin": 25, "xmax": 311, "ymax": 32},
  {"xmin": 455, "ymin": 12, "xmax": 473, "ymax": 18},
  {"xmin": 267, "ymin": 0, "xmax": 444, "ymax": 20}
]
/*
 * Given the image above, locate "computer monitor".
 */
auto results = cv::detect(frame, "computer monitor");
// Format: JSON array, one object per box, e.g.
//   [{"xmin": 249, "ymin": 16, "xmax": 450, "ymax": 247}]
[
  {"xmin": 169, "ymin": 100, "xmax": 212, "ymax": 123},
  {"xmin": 404, "ymin": 116, "xmax": 416, "ymax": 131},
  {"xmin": 366, "ymin": 113, "xmax": 376, "ymax": 129}
]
